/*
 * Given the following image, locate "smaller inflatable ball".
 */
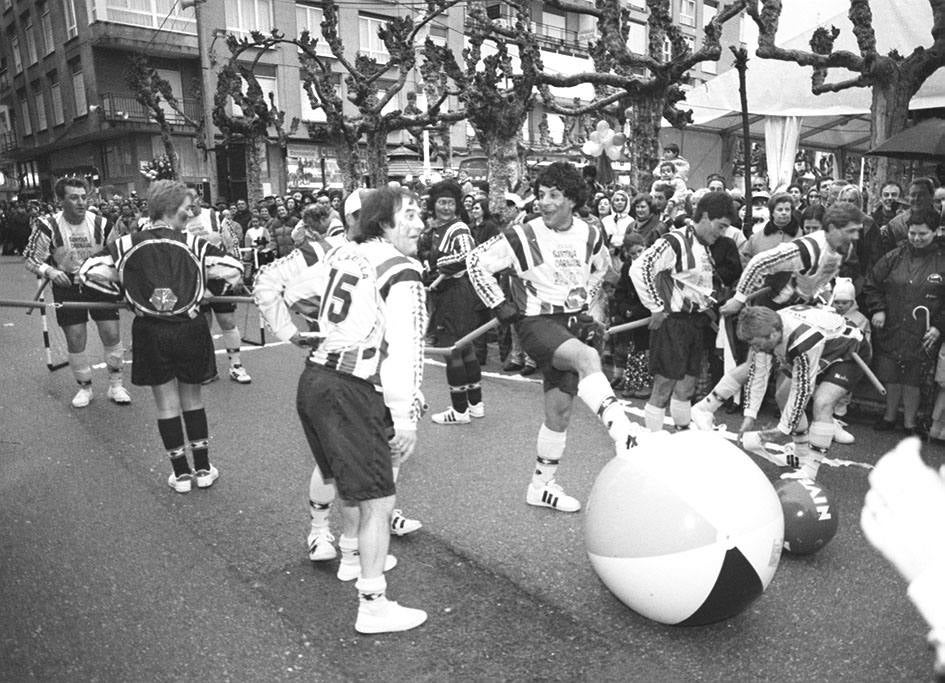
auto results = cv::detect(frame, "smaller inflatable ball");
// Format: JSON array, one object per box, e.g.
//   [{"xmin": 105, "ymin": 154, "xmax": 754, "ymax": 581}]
[
  {"xmin": 585, "ymin": 431, "xmax": 784, "ymax": 626},
  {"xmin": 775, "ymin": 478, "xmax": 839, "ymax": 555}
]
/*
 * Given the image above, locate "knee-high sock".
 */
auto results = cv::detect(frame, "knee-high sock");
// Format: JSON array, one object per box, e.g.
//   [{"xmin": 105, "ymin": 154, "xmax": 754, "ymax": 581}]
[
  {"xmin": 446, "ymin": 353, "xmax": 469, "ymax": 413},
  {"xmin": 221, "ymin": 328, "xmax": 242, "ymax": 366},
  {"xmin": 577, "ymin": 372, "xmax": 640, "ymax": 447},
  {"xmin": 158, "ymin": 416, "xmax": 190, "ymax": 476},
  {"xmin": 533, "ymin": 424, "xmax": 567, "ymax": 486},
  {"xmin": 644, "ymin": 403, "xmax": 666, "ymax": 432},
  {"xmin": 103, "ymin": 343, "xmax": 124, "ymax": 385},
  {"xmin": 670, "ymin": 398, "xmax": 691, "ymax": 430},
  {"xmin": 68, "ymin": 351, "xmax": 92, "ymax": 385},
  {"xmin": 463, "ymin": 348, "xmax": 483, "ymax": 406},
  {"xmin": 309, "ymin": 466, "xmax": 335, "ymax": 531},
  {"xmin": 805, "ymin": 420, "xmax": 834, "ymax": 480},
  {"xmin": 183, "ymin": 408, "xmax": 210, "ymax": 472},
  {"xmin": 698, "ymin": 374, "xmax": 742, "ymax": 412}
]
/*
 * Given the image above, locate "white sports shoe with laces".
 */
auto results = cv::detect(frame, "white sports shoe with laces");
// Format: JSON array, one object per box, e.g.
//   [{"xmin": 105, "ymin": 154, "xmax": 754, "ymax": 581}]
[
  {"xmin": 390, "ymin": 509, "xmax": 422, "ymax": 536},
  {"xmin": 467, "ymin": 402, "xmax": 485, "ymax": 418},
  {"xmin": 833, "ymin": 418, "xmax": 855, "ymax": 445},
  {"xmin": 431, "ymin": 407, "xmax": 470, "ymax": 425},
  {"xmin": 106, "ymin": 384, "xmax": 131, "ymax": 404},
  {"xmin": 72, "ymin": 386, "xmax": 93, "ymax": 408},
  {"xmin": 307, "ymin": 529, "xmax": 337, "ymax": 561},
  {"xmin": 228, "ymin": 365, "xmax": 252, "ymax": 384},
  {"xmin": 355, "ymin": 596, "xmax": 427, "ymax": 634},
  {"xmin": 526, "ymin": 480, "xmax": 581, "ymax": 512}
]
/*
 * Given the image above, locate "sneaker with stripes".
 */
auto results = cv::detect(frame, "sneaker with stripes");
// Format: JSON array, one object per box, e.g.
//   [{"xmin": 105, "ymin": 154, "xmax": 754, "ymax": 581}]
[
  {"xmin": 526, "ymin": 480, "xmax": 581, "ymax": 512},
  {"xmin": 390, "ymin": 509, "xmax": 422, "ymax": 536},
  {"xmin": 467, "ymin": 402, "xmax": 485, "ymax": 419},
  {"xmin": 431, "ymin": 407, "xmax": 470, "ymax": 425}
]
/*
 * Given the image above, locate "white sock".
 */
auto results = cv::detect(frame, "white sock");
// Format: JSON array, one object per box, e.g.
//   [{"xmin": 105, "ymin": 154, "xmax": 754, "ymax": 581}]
[
  {"xmin": 644, "ymin": 403, "xmax": 665, "ymax": 432},
  {"xmin": 577, "ymin": 372, "xmax": 638, "ymax": 446},
  {"xmin": 222, "ymin": 328, "xmax": 242, "ymax": 365},
  {"xmin": 339, "ymin": 534, "xmax": 359, "ymax": 566},
  {"xmin": 670, "ymin": 398, "xmax": 691, "ymax": 429},
  {"xmin": 534, "ymin": 424, "xmax": 566, "ymax": 486},
  {"xmin": 700, "ymin": 374, "xmax": 741, "ymax": 412},
  {"xmin": 805, "ymin": 421, "xmax": 833, "ymax": 479},
  {"xmin": 308, "ymin": 467, "xmax": 335, "ymax": 532},
  {"xmin": 103, "ymin": 343, "xmax": 124, "ymax": 385},
  {"xmin": 355, "ymin": 575, "xmax": 386, "ymax": 602},
  {"xmin": 68, "ymin": 352, "xmax": 92, "ymax": 385}
]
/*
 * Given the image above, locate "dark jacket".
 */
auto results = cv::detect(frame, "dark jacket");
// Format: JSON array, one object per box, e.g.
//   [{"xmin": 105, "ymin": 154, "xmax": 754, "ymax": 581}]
[
  {"xmin": 612, "ymin": 258, "xmax": 651, "ymax": 349},
  {"xmin": 266, "ymin": 217, "xmax": 294, "ymax": 257},
  {"xmin": 863, "ymin": 240, "xmax": 945, "ymax": 363}
]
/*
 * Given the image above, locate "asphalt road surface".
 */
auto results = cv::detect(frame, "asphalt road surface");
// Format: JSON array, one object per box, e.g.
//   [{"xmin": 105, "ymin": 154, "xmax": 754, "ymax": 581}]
[{"xmin": 1, "ymin": 256, "xmax": 942, "ymax": 681}]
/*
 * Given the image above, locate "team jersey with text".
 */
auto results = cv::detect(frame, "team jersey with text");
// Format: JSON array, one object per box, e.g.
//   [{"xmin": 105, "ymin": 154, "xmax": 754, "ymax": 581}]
[
  {"xmin": 429, "ymin": 219, "xmax": 476, "ymax": 279},
  {"xmin": 466, "ymin": 216, "xmax": 609, "ymax": 315},
  {"xmin": 734, "ymin": 230, "xmax": 844, "ymax": 305},
  {"xmin": 25, "ymin": 211, "xmax": 109, "ymax": 276},
  {"xmin": 744, "ymin": 305, "xmax": 864, "ymax": 433},
  {"xmin": 254, "ymin": 238, "xmax": 427, "ymax": 430},
  {"xmin": 629, "ymin": 225, "xmax": 716, "ymax": 314}
]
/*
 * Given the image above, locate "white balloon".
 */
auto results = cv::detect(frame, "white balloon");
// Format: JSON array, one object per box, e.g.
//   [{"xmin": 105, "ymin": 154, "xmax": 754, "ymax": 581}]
[{"xmin": 582, "ymin": 140, "xmax": 603, "ymax": 157}]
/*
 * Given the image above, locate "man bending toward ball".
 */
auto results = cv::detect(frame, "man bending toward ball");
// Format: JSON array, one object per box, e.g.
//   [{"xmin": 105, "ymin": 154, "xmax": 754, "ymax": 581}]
[
  {"xmin": 466, "ymin": 161, "xmax": 642, "ymax": 513},
  {"xmin": 692, "ymin": 305, "xmax": 868, "ymax": 481}
]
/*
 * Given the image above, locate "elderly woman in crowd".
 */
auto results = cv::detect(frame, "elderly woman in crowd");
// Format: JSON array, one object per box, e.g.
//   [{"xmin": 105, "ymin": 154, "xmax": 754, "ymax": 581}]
[
  {"xmin": 739, "ymin": 191, "xmax": 799, "ymax": 265},
  {"xmin": 628, "ymin": 193, "xmax": 666, "ymax": 246},
  {"xmin": 864, "ymin": 207, "xmax": 945, "ymax": 435}
]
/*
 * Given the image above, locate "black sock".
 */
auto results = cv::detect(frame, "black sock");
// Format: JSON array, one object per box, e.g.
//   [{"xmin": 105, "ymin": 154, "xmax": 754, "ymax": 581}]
[
  {"xmin": 183, "ymin": 409, "xmax": 210, "ymax": 471},
  {"xmin": 158, "ymin": 416, "xmax": 190, "ymax": 475}
]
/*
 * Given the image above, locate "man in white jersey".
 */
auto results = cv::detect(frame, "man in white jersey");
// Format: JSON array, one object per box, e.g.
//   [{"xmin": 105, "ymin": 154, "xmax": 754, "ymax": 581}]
[
  {"xmin": 467, "ymin": 161, "xmax": 642, "ymax": 513},
  {"xmin": 24, "ymin": 176, "xmax": 130, "ymax": 408},
  {"xmin": 183, "ymin": 190, "xmax": 252, "ymax": 384},
  {"xmin": 255, "ymin": 186, "xmax": 428, "ymax": 634}
]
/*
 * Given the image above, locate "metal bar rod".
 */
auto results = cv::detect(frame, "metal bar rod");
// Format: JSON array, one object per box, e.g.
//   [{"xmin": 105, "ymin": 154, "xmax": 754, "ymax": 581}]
[
  {"xmin": 851, "ymin": 351, "xmax": 886, "ymax": 396},
  {"xmin": 426, "ymin": 318, "xmax": 499, "ymax": 356},
  {"xmin": 0, "ymin": 295, "xmax": 255, "ymax": 311}
]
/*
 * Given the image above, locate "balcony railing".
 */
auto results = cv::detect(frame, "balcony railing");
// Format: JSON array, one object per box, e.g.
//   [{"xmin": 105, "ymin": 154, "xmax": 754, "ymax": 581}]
[
  {"xmin": 531, "ymin": 21, "xmax": 578, "ymax": 45},
  {"xmin": 100, "ymin": 93, "xmax": 201, "ymax": 126},
  {"xmin": 0, "ymin": 131, "xmax": 17, "ymax": 153}
]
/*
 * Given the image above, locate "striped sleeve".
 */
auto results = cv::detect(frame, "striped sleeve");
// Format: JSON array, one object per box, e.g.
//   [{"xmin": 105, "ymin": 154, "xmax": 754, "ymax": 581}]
[
  {"xmin": 778, "ymin": 353, "xmax": 815, "ymax": 434},
  {"xmin": 380, "ymin": 277, "xmax": 427, "ymax": 431},
  {"xmin": 466, "ymin": 233, "xmax": 516, "ymax": 310},
  {"xmin": 742, "ymin": 350, "xmax": 771, "ymax": 420},
  {"xmin": 586, "ymin": 223, "xmax": 610, "ymax": 304},
  {"xmin": 435, "ymin": 222, "xmax": 476, "ymax": 276},
  {"xmin": 77, "ymin": 252, "xmax": 121, "ymax": 296},
  {"xmin": 253, "ymin": 247, "xmax": 317, "ymax": 342},
  {"xmin": 734, "ymin": 241, "xmax": 805, "ymax": 302},
  {"xmin": 23, "ymin": 216, "xmax": 54, "ymax": 276},
  {"xmin": 628, "ymin": 236, "xmax": 676, "ymax": 313}
]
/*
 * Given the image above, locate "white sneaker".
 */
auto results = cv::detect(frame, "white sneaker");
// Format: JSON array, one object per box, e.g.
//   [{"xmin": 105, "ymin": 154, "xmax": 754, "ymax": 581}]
[
  {"xmin": 355, "ymin": 596, "xmax": 428, "ymax": 634},
  {"xmin": 390, "ymin": 509, "xmax": 422, "ymax": 536},
  {"xmin": 307, "ymin": 529, "xmax": 337, "ymax": 561},
  {"xmin": 167, "ymin": 471, "xmax": 193, "ymax": 493},
  {"xmin": 228, "ymin": 365, "xmax": 252, "ymax": 384},
  {"xmin": 194, "ymin": 464, "xmax": 219, "ymax": 489},
  {"xmin": 71, "ymin": 386, "xmax": 93, "ymax": 408},
  {"xmin": 431, "ymin": 407, "xmax": 470, "ymax": 425},
  {"xmin": 526, "ymin": 480, "xmax": 581, "ymax": 512},
  {"xmin": 337, "ymin": 554, "xmax": 398, "ymax": 582},
  {"xmin": 691, "ymin": 402, "xmax": 716, "ymax": 431},
  {"xmin": 106, "ymin": 384, "xmax": 131, "ymax": 405},
  {"xmin": 468, "ymin": 402, "xmax": 485, "ymax": 419},
  {"xmin": 833, "ymin": 418, "xmax": 855, "ymax": 445}
]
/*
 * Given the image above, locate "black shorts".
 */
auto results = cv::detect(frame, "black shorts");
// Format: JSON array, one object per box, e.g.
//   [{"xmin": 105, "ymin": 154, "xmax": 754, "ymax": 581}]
[
  {"xmin": 430, "ymin": 276, "xmax": 482, "ymax": 346},
  {"xmin": 648, "ymin": 313, "xmax": 708, "ymax": 380},
  {"xmin": 517, "ymin": 313, "xmax": 581, "ymax": 395},
  {"xmin": 131, "ymin": 315, "xmax": 217, "ymax": 386},
  {"xmin": 296, "ymin": 363, "xmax": 396, "ymax": 502},
  {"xmin": 52, "ymin": 282, "xmax": 121, "ymax": 327}
]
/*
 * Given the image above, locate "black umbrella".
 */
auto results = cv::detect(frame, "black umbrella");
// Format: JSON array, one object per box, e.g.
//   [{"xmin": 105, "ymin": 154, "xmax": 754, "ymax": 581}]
[{"xmin": 867, "ymin": 118, "xmax": 945, "ymax": 160}]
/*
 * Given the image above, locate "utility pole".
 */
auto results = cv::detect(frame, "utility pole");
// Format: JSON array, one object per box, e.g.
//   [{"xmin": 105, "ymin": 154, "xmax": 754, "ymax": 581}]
[{"xmin": 184, "ymin": 0, "xmax": 219, "ymax": 202}]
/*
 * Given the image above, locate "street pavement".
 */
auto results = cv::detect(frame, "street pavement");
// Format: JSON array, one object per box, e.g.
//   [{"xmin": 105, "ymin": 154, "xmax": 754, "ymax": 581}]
[{"xmin": 1, "ymin": 255, "xmax": 942, "ymax": 681}]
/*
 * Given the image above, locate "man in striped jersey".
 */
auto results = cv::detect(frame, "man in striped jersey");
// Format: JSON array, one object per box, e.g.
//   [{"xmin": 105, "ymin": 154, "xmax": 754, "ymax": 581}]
[
  {"xmin": 719, "ymin": 201, "xmax": 865, "ymax": 316},
  {"xmin": 24, "ymin": 176, "xmax": 130, "ymax": 408},
  {"xmin": 255, "ymin": 186, "xmax": 428, "ymax": 634},
  {"xmin": 466, "ymin": 161, "xmax": 642, "ymax": 513},
  {"xmin": 694, "ymin": 305, "xmax": 868, "ymax": 481},
  {"xmin": 629, "ymin": 191, "xmax": 736, "ymax": 432}
]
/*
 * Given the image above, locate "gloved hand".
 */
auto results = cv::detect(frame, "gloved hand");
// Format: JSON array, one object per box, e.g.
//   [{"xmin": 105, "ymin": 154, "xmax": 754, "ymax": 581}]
[{"xmin": 493, "ymin": 300, "xmax": 521, "ymax": 325}]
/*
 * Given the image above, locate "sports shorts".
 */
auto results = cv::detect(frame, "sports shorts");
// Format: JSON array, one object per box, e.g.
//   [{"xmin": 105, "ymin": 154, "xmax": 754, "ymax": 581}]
[
  {"xmin": 649, "ymin": 313, "xmax": 709, "ymax": 380},
  {"xmin": 131, "ymin": 315, "xmax": 216, "ymax": 386},
  {"xmin": 52, "ymin": 281, "xmax": 121, "ymax": 327},
  {"xmin": 296, "ymin": 363, "xmax": 396, "ymax": 501},
  {"xmin": 516, "ymin": 313, "xmax": 581, "ymax": 396}
]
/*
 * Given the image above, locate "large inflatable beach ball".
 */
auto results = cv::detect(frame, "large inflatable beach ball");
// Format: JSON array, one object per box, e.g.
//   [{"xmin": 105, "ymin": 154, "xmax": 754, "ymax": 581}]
[{"xmin": 585, "ymin": 430, "xmax": 784, "ymax": 626}]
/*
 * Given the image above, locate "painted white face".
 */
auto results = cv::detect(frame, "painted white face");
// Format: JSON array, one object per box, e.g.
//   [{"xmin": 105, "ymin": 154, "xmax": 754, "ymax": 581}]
[
  {"xmin": 537, "ymin": 184, "xmax": 575, "ymax": 231},
  {"xmin": 387, "ymin": 197, "xmax": 424, "ymax": 257}
]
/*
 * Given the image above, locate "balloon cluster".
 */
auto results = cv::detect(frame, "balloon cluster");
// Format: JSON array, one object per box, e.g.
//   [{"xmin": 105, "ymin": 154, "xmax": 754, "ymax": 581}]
[{"xmin": 581, "ymin": 120, "xmax": 626, "ymax": 161}]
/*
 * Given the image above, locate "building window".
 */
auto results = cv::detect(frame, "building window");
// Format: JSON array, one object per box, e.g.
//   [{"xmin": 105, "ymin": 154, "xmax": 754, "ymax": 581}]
[
  {"xmin": 25, "ymin": 18, "xmax": 40, "ymax": 65},
  {"xmin": 11, "ymin": 35, "xmax": 22, "ymax": 73},
  {"xmin": 428, "ymin": 23, "xmax": 447, "ymax": 47},
  {"xmin": 627, "ymin": 0, "xmax": 645, "ymax": 8},
  {"xmin": 627, "ymin": 21, "xmax": 646, "ymax": 55},
  {"xmin": 19, "ymin": 92, "xmax": 31, "ymax": 136},
  {"xmin": 299, "ymin": 83, "xmax": 325, "ymax": 122},
  {"xmin": 359, "ymin": 15, "xmax": 390, "ymax": 61},
  {"xmin": 41, "ymin": 5, "xmax": 55, "ymax": 55},
  {"xmin": 230, "ymin": 74, "xmax": 277, "ymax": 117},
  {"xmin": 63, "ymin": 0, "xmax": 78, "ymax": 38},
  {"xmin": 225, "ymin": 0, "xmax": 273, "ymax": 37},
  {"xmin": 295, "ymin": 3, "xmax": 332, "ymax": 55},
  {"xmin": 71, "ymin": 61, "xmax": 87, "ymax": 116},
  {"xmin": 50, "ymin": 79, "xmax": 64, "ymax": 125},
  {"xmin": 662, "ymin": 36, "xmax": 672, "ymax": 63},
  {"xmin": 35, "ymin": 90, "xmax": 48, "ymax": 131},
  {"xmin": 92, "ymin": 0, "xmax": 196, "ymax": 34},
  {"xmin": 679, "ymin": 0, "xmax": 696, "ymax": 26}
]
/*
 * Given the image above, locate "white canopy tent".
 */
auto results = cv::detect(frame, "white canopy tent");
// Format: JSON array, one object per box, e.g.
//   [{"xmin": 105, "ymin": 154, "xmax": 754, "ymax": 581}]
[{"xmin": 673, "ymin": 0, "xmax": 945, "ymax": 189}]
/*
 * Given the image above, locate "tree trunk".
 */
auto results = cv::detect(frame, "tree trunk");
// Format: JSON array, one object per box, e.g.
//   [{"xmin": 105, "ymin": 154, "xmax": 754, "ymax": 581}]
[
  {"xmin": 160, "ymin": 127, "xmax": 180, "ymax": 181},
  {"xmin": 246, "ymin": 138, "xmax": 264, "ymax": 206},
  {"xmin": 365, "ymin": 129, "xmax": 391, "ymax": 188},
  {"xmin": 866, "ymin": 77, "xmax": 912, "ymax": 210},
  {"xmin": 277, "ymin": 146, "xmax": 289, "ymax": 197},
  {"xmin": 480, "ymin": 134, "xmax": 522, "ymax": 215},
  {"xmin": 335, "ymin": 140, "xmax": 362, "ymax": 193},
  {"xmin": 624, "ymin": 95, "xmax": 664, "ymax": 194}
]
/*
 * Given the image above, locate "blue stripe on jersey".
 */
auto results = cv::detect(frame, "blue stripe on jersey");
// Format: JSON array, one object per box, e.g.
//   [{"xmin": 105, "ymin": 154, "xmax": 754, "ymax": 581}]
[
  {"xmin": 796, "ymin": 236, "xmax": 819, "ymax": 273},
  {"xmin": 786, "ymin": 324, "xmax": 824, "ymax": 360},
  {"xmin": 504, "ymin": 227, "xmax": 530, "ymax": 272},
  {"xmin": 520, "ymin": 222, "xmax": 544, "ymax": 268},
  {"xmin": 297, "ymin": 239, "xmax": 326, "ymax": 267},
  {"xmin": 584, "ymin": 223, "xmax": 597, "ymax": 263},
  {"xmin": 379, "ymin": 268, "xmax": 421, "ymax": 300}
]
